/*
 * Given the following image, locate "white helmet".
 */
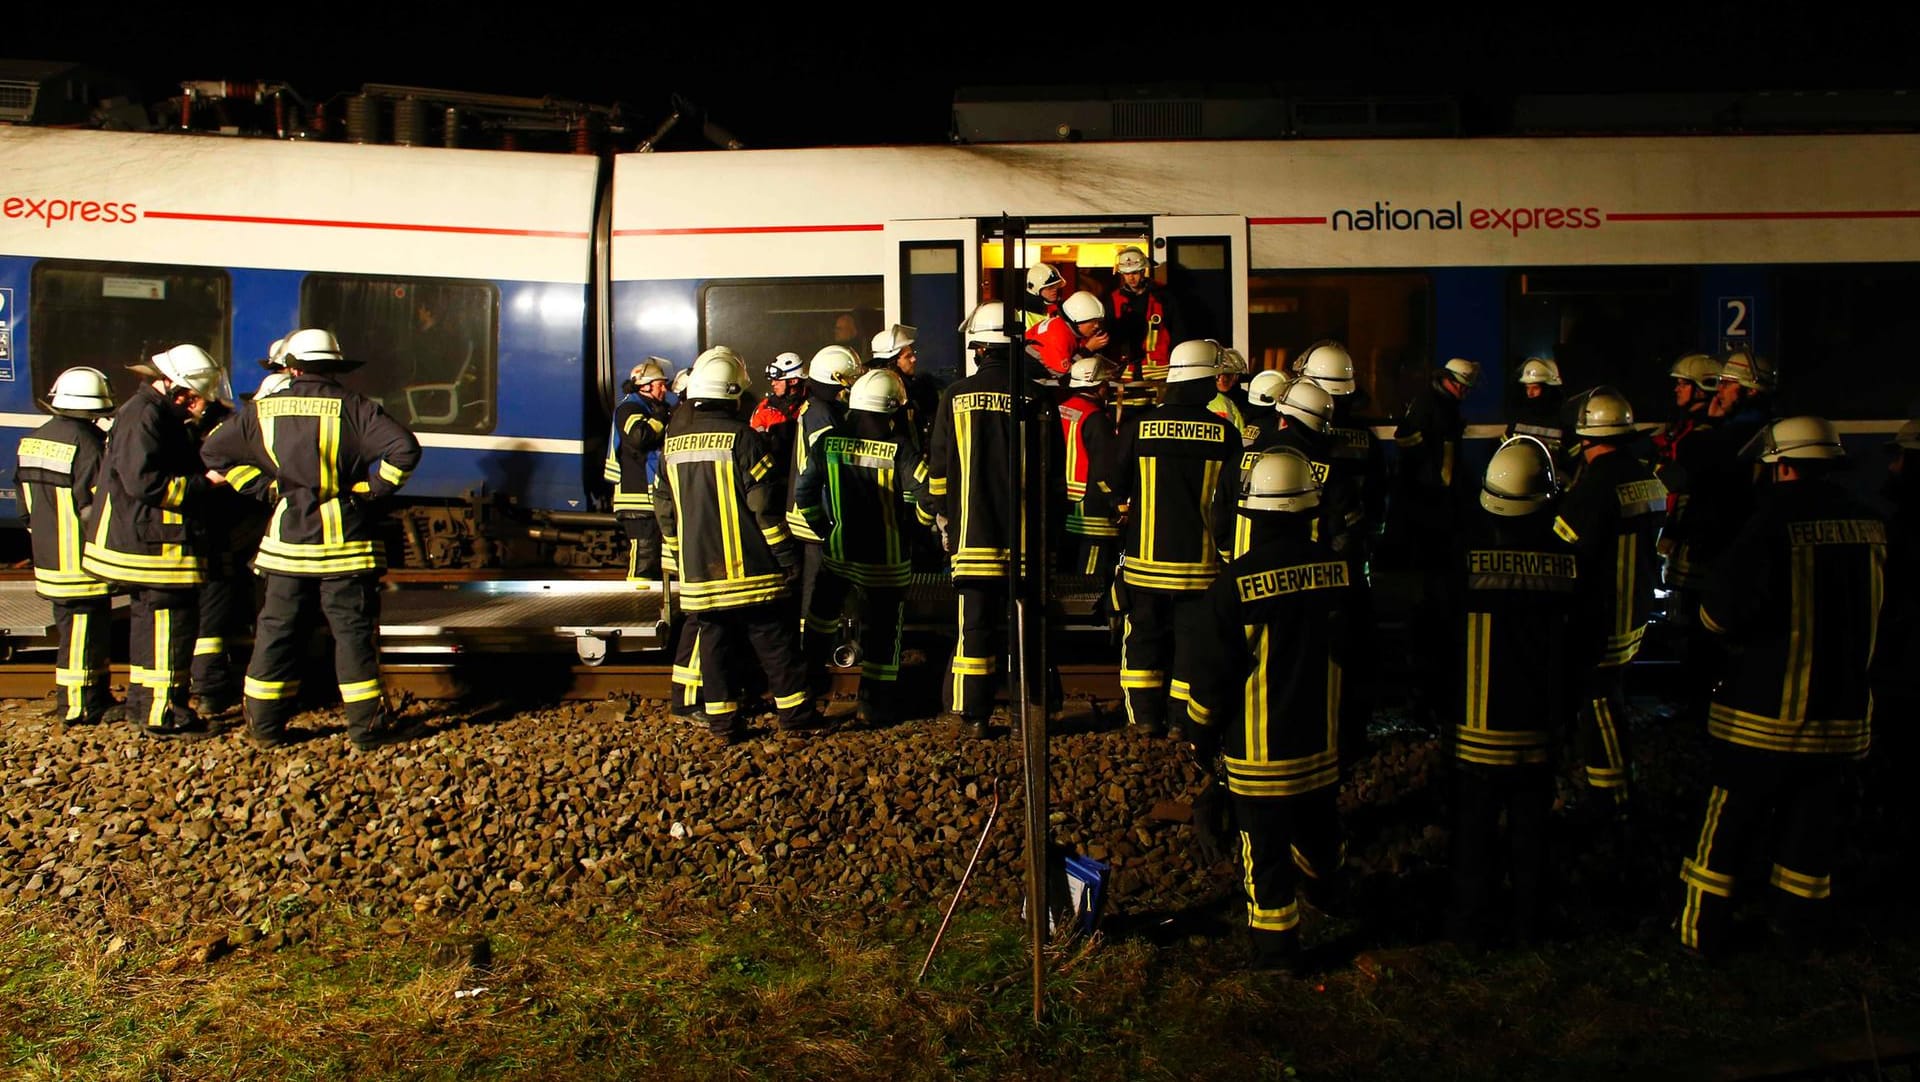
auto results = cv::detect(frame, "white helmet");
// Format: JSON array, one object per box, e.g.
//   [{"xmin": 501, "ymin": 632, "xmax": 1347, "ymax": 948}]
[
  {"xmin": 766, "ymin": 352, "xmax": 805, "ymax": 382},
  {"xmin": 260, "ymin": 336, "xmax": 289, "ymax": 372},
  {"xmin": 1067, "ymin": 355, "xmax": 1117, "ymax": 388},
  {"xmin": 1061, "ymin": 291, "xmax": 1104, "ymax": 325},
  {"xmin": 1275, "ymin": 378, "xmax": 1335, "ymax": 433},
  {"xmin": 1742, "ymin": 416, "xmax": 1845, "ymax": 462},
  {"xmin": 671, "ymin": 368, "xmax": 692, "ymax": 396},
  {"xmin": 1480, "ymin": 436, "xmax": 1558, "ymax": 516},
  {"xmin": 1443, "ymin": 358, "xmax": 1482, "ymax": 389},
  {"xmin": 808, "ymin": 344, "xmax": 860, "ymax": 386},
  {"xmin": 279, "ymin": 328, "xmax": 359, "ymax": 373},
  {"xmin": 870, "ymin": 325, "xmax": 917, "ymax": 361},
  {"xmin": 630, "ymin": 358, "xmax": 670, "ymax": 387},
  {"xmin": 959, "ymin": 301, "xmax": 1010, "ymax": 346},
  {"xmin": 688, "ymin": 347, "xmax": 748, "ymax": 401},
  {"xmin": 1670, "ymin": 353, "xmax": 1722, "ymax": 391},
  {"xmin": 1114, "ymin": 247, "xmax": 1149, "ymax": 274},
  {"xmin": 1572, "ymin": 386, "xmax": 1636, "ymax": 438},
  {"xmin": 47, "ymin": 366, "xmax": 113, "ymax": 417},
  {"xmin": 1025, "ymin": 263, "xmax": 1064, "ymax": 296},
  {"xmin": 1241, "ymin": 448, "xmax": 1322, "ymax": 513},
  {"xmin": 1518, "ymin": 358, "xmax": 1561, "ymax": 386},
  {"xmin": 1719, "ymin": 350, "xmax": 1777, "ymax": 392},
  {"xmin": 1166, "ymin": 339, "xmax": 1224, "ymax": 384},
  {"xmin": 848, "ymin": 369, "xmax": 907, "ymax": 414},
  {"xmin": 1219, "ymin": 346, "xmax": 1249, "ymax": 376},
  {"xmin": 151, "ymin": 344, "xmax": 232, "ymax": 405},
  {"xmin": 255, "ymin": 371, "xmax": 294, "ymax": 399},
  {"xmin": 1296, "ymin": 341, "xmax": 1355, "ymax": 396},
  {"xmin": 1245, "ymin": 370, "xmax": 1290, "ymax": 409}
]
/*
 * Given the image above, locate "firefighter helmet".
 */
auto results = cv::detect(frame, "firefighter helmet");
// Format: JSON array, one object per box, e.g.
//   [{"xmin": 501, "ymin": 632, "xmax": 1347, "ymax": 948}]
[
  {"xmin": 278, "ymin": 328, "xmax": 360, "ymax": 374},
  {"xmin": 1219, "ymin": 346, "xmax": 1249, "ymax": 376},
  {"xmin": 870, "ymin": 324, "xmax": 917, "ymax": 361},
  {"xmin": 1061, "ymin": 291, "xmax": 1104, "ymax": 325},
  {"xmin": 259, "ymin": 336, "xmax": 289, "ymax": 372},
  {"xmin": 766, "ymin": 352, "xmax": 804, "ymax": 382},
  {"xmin": 1518, "ymin": 357, "xmax": 1561, "ymax": 386},
  {"xmin": 151, "ymin": 344, "xmax": 233, "ymax": 405},
  {"xmin": 1443, "ymin": 357, "xmax": 1482, "ymax": 389},
  {"xmin": 1480, "ymin": 436, "xmax": 1558, "ymax": 516},
  {"xmin": 1114, "ymin": 247, "xmax": 1149, "ymax": 274},
  {"xmin": 1296, "ymin": 341, "xmax": 1355, "ymax": 396},
  {"xmin": 631, "ymin": 358, "xmax": 670, "ymax": 387},
  {"xmin": 671, "ymin": 367, "xmax": 692, "ymax": 396},
  {"xmin": 255, "ymin": 371, "xmax": 293, "ymax": 399},
  {"xmin": 1719, "ymin": 350, "xmax": 1778, "ymax": 391},
  {"xmin": 1572, "ymin": 386, "xmax": 1637, "ymax": 438},
  {"xmin": 1670, "ymin": 353, "xmax": 1722, "ymax": 391},
  {"xmin": 688, "ymin": 347, "xmax": 748, "ymax": 401},
  {"xmin": 959, "ymin": 301, "xmax": 1011, "ymax": 346},
  {"xmin": 1742, "ymin": 415, "xmax": 1845, "ymax": 462},
  {"xmin": 1245, "ymin": 370, "xmax": 1290, "ymax": 409},
  {"xmin": 848, "ymin": 368, "xmax": 906, "ymax": 414},
  {"xmin": 1025, "ymin": 263, "xmax": 1064, "ymax": 296},
  {"xmin": 1067, "ymin": 355, "xmax": 1117, "ymax": 388},
  {"xmin": 1166, "ymin": 339, "xmax": 1223, "ymax": 384},
  {"xmin": 808, "ymin": 344, "xmax": 860, "ymax": 387},
  {"xmin": 1241, "ymin": 448, "xmax": 1322, "ymax": 513},
  {"xmin": 1275, "ymin": 377, "xmax": 1335, "ymax": 433},
  {"xmin": 46, "ymin": 366, "xmax": 113, "ymax": 417}
]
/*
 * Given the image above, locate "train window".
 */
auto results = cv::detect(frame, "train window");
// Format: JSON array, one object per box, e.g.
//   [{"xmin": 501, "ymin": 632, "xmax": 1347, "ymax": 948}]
[
  {"xmin": 26, "ymin": 260, "xmax": 229, "ymax": 412},
  {"xmin": 299, "ymin": 275, "xmax": 499, "ymax": 434},
  {"xmin": 1776, "ymin": 263, "xmax": 1920, "ymax": 419},
  {"xmin": 1164, "ymin": 238, "xmax": 1230, "ymax": 344},
  {"xmin": 1506, "ymin": 268, "xmax": 1695, "ymax": 420},
  {"xmin": 700, "ymin": 277, "xmax": 882, "ymax": 366},
  {"xmin": 901, "ymin": 243, "xmax": 964, "ymax": 381},
  {"xmin": 1247, "ymin": 271, "xmax": 1432, "ymax": 418}
]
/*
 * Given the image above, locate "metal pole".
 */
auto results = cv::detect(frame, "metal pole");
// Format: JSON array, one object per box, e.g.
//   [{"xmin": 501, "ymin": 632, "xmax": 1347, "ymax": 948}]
[{"xmin": 916, "ymin": 780, "xmax": 1001, "ymax": 983}]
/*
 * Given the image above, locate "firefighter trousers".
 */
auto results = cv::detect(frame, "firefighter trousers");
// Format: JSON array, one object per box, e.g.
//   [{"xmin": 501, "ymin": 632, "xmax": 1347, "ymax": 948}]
[
  {"xmin": 622, "ymin": 513, "xmax": 661, "ymax": 582},
  {"xmin": 244, "ymin": 574, "xmax": 387, "ymax": 741},
  {"xmin": 1448, "ymin": 763, "xmax": 1553, "ymax": 946},
  {"xmin": 1231, "ymin": 789, "xmax": 1345, "ymax": 961},
  {"xmin": 1120, "ymin": 589, "xmax": 1209, "ymax": 731},
  {"xmin": 52, "ymin": 596, "xmax": 114, "ymax": 723},
  {"xmin": 1677, "ymin": 740, "xmax": 1847, "ymax": 956},
  {"xmin": 128, "ymin": 587, "xmax": 198, "ymax": 730},
  {"xmin": 950, "ymin": 579, "xmax": 1008, "ymax": 722},
  {"xmin": 695, "ymin": 601, "xmax": 811, "ymax": 733},
  {"xmin": 670, "ymin": 612, "xmax": 701, "ymax": 716},
  {"xmin": 1578, "ymin": 664, "xmax": 1633, "ymax": 808},
  {"xmin": 803, "ymin": 576, "xmax": 906, "ymax": 720},
  {"xmin": 191, "ymin": 561, "xmax": 252, "ymax": 706},
  {"xmin": 1061, "ymin": 533, "xmax": 1117, "ymax": 582}
]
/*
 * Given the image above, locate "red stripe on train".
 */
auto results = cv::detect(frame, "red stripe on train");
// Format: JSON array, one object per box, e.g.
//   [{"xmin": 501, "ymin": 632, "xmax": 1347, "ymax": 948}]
[
  {"xmin": 144, "ymin": 211, "xmax": 589, "ymax": 239},
  {"xmin": 612, "ymin": 223, "xmax": 887, "ymax": 236},
  {"xmin": 1250, "ymin": 216, "xmax": 1330, "ymax": 226},
  {"xmin": 1607, "ymin": 210, "xmax": 1920, "ymax": 222}
]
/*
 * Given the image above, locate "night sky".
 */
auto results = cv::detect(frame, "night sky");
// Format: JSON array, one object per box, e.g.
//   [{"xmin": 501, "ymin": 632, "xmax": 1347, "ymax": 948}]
[{"xmin": 16, "ymin": 5, "xmax": 1920, "ymax": 147}]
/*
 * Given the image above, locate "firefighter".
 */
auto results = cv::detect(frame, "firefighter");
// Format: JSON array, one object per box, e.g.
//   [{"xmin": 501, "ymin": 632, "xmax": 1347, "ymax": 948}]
[
  {"xmin": 1394, "ymin": 357, "xmax": 1481, "ymax": 543},
  {"xmin": 1057, "ymin": 355, "xmax": 1121, "ymax": 579},
  {"xmin": 1297, "ymin": 341, "xmax": 1386, "ymax": 562},
  {"xmin": 929, "ymin": 301, "xmax": 1034, "ymax": 738},
  {"xmin": 1444, "ymin": 436, "xmax": 1580, "ymax": 948},
  {"xmin": 663, "ymin": 374, "xmax": 706, "ymax": 721},
  {"xmin": 1026, "ymin": 291, "xmax": 1108, "ymax": 379},
  {"xmin": 654, "ymin": 347, "xmax": 820, "ymax": 741},
  {"xmin": 1676, "ymin": 417, "xmax": 1887, "ymax": 958},
  {"xmin": 1553, "ymin": 388, "xmax": 1666, "ymax": 814},
  {"xmin": 187, "ymin": 368, "xmax": 271, "ymax": 719},
  {"xmin": 1655, "ymin": 354, "xmax": 1728, "ymax": 721},
  {"xmin": 612, "ymin": 359, "xmax": 673, "ymax": 583},
  {"xmin": 1186, "ymin": 448, "xmax": 1363, "ymax": 971},
  {"xmin": 793, "ymin": 369, "xmax": 937, "ymax": 725},
  {"xmin": 866, "ymin": 326, "xmax": 935, "ymax": 443},
  {"xmin": 83, "ymin": 345, "xmax": 229, "ymax": 738},
  {"xmin": 1228, "ymin": 378, "xmax": 1334, "ymax": 559},
  {"xmin": 787, "ymin": 345, "xmax": 860, "ymax": 671},
  {"xmin": 1110, "ymin": 246, "xmax": 1183, "ymax": 382},
  {"xmin": 1114, "ymin": 339, "xmax": 1241, "ymax": 737},
  {"xmin": 201, "ymin": 329, "xmax": 423, "ymax": 751},
  {"xmin": 18, "ymin": 367, "xmax": 117, "ymax": 726},
  {"xmin": 1712, "ymin": 350, "xmax": 1779, "ymax": 428},
  {"xmin": 1209, "ymin": 346, "xmax": 1249, "ymax": 430},
  {"xmin": 1506, "ymin": 358, "xmax": 1567, "ymax": 452},
  {"xmin": 1021, "ymin": 263, "xmax": 1067, "ymax": 333},
  {"xmin": 1239, "ymin": 371, "xmax": 1290, "ymax": 448},
  {"xmin": 1651, "ymin": 353, "xmax": 1721, "ymax": 474}
]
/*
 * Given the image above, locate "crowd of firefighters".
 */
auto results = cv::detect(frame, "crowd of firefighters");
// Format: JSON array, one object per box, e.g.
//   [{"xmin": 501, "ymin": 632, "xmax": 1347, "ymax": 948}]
[{"xmin": 17, "ymin": 242, "xmax": 1920, "ymax": 970}]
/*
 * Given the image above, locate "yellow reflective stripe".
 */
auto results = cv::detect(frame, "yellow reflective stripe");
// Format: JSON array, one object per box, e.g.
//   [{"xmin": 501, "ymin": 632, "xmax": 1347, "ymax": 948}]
[
  {"xmin": 1139, "ymin": 458, "xmax": 1156, "ymax": 562},
  {"xmin": 762, "ymin": 523, "xmax": 790, "ymax": 547},
  {"xmin": 226, "ymin": 464, "xmax": 265, "ymax": 494},
  {"xmin": 747, "ymin": 454, "xmax": 774, "ymax": 482},
  {"xmin": 1240, "ymin": 830, "xmax": 1302, "ymax": 931},
  {"xmin": 245, "ymin": 676, "xmax": 301, "ymax": 700},
  {"xmin": 378, "ymin": 459, "xmax": 410, "ymax": 486},
  {"xmin": 193, "ymin": 637, "xmax": 224, "ymax": 657},
  {"xmin": 56, "ymin": 491, "xmax": 82, "ymax": 573},
  {"xmin": 774, "ymin": 690, "xmax": 809, "ymax": 711},
  {"xmin": 162, "ymin": 476, "xmax": 188, "ymax": 509},
  {"xmin": 1768, "ymin": 864, "xmax": 1832, "ymax": 900},
  {"xmin": 1781, "ymin": 545, "xmax": 1816, "ymax": 721},
  {"xmin": 703, "ymin": 701, "xmax": 739, "ymax": 717},
  {"xmin": 339, "ymin": 678, "xmax": 384, "ymax": 704},
  {"xmin": 1687, "ymin": 786, "xmax": 1731, "ymax": 883},
  {"xmin": 928, "ymin": 475, "xmax": 948, "ymax": 496},
  {"xmin": 1464, "ymin": 612, "xmax": 1490, "ymax": 730},
  {"xmin": 1244, "ymin": 626, "xmax": 1267, "ymax": 760},
  {"xmin": 1706, "ymin": 703, "xmax": 1870, "ymax": 756}
]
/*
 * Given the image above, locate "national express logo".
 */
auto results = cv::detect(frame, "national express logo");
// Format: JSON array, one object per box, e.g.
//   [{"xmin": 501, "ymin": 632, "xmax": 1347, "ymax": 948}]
[
  {"xmin": 2, "ymin": 196, "xmax": 140, "ymax": 228},
  {"xmin": 1330, "ymin": 201, "xmax": 1603, "ymax": 237}
]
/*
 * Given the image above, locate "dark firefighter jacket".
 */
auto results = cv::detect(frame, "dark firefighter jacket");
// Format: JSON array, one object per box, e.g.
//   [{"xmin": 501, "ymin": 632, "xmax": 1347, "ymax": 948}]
[
  {"xmin": 784, "ymin": 381, "xmax": 848, "ymax": 542},
  {"xmin": 83, "ymin": 385, "xmax": 213, "ymax": 588},
  {"xmin": 927, "ymin": 353, "xmax": 1040, "ymax": 581},
  {"xmin": 1394, "ymin": 377, "xmax": 1465, "ymax": 498},
  {"xmin": 1665, "ymin": 420, "xmax": 1759, "ymax": 591},
  {"xmin": 1323, "ymin": 398, "xmax": 1387, "ymax": 554},
  {"xmin": 1116, "ymin": 385, "xmax": 1241, "ymax": 593},
  {"xmin": 17, "ymin": 415, "xmax": 109, "ymax": 599},
  {"xmin": 654, "ymin": 403, "xmax": 797, "ymax": 611},
  {"xmin": 200, "ymin": 373, "xmax": 421, "ymax": 578},
  {"xmin": 611, "ymin": 394, "xmax": 671, "ymax": 515},
  {"xmin": 1186, "ymin": 521, "xmax": 1365, "ymax": 798},
  {"xmin": 1226, "ymin": 422, "xmax": 1329, "ymax": 559},
  {"xmin": 1699, "ymin": 478, "xmax": 1887, "ymax": 758},
  {"xmin": 1443, "ymin": 511, "xmax": 1582, "ymax": 768},
  {"xmin": 1553, "ymin": 448, "xmax": 1667, "ymax": 668},
  {"xmin": 793, "ymin": 412, "xmax": 937, "ymax": 589}
]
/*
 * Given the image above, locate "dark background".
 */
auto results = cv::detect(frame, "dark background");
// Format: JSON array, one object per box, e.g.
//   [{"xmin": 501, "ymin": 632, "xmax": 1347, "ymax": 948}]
[{"xmin": 14, "ymin": 4, "xmax": 1918, "ymax": 147}]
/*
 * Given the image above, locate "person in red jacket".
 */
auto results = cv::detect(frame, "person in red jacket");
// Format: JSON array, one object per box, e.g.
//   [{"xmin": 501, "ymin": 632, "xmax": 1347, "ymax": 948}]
[
  {"xmin": 1025, "ymin": 290, "xmax": 1109, "ymax": 378},
  {"xmin": 1109, "ymin": 246, "xmax": 1184, "ymax": 382},
  {"xmin": 750, "ymin": 351, "xmax": 806, "ymax": 477}
]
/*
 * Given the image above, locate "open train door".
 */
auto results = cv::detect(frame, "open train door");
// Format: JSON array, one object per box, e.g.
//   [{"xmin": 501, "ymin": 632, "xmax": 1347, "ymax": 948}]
[
  {"xmin": 1151, "ymin": 215, "xmax": 1249, "ymax": 356},
  {"xmin": 882, "ymin": 219, "xmax": 979, "ymax": 384}
]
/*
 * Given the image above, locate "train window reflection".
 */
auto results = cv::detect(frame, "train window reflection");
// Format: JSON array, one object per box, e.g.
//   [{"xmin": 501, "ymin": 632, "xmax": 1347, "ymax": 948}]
[
  {"xmin": 27, "ymin": 260, "xmax": 229, "ymax": 413},
  {"xmin": 700, "ymin": 277, "xmax": 882, "ymax": 366},
  {"xmin": 300, "ymin": 275, "xmax": 499, "ymax": 434},
  {"xmin": 1776, "ymin": 263, "xmax": 1920, "ymax": 419},
  {"xmin": 1506, "ymin": 269, "xmax": 1694, "ymax": 421},
  {"xmin": 1248, "ymin": 271, "xmax": 1431, "ymax": 419}
]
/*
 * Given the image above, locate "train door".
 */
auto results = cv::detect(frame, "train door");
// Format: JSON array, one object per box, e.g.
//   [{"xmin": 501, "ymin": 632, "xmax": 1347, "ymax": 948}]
[
  {"xmin": 883, "ymin": 220, "xmax": 979, "ymax": 383},
  {"xmin": 1152, "ymin": 215, "xmax": 1250, "ymax": 355}
]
